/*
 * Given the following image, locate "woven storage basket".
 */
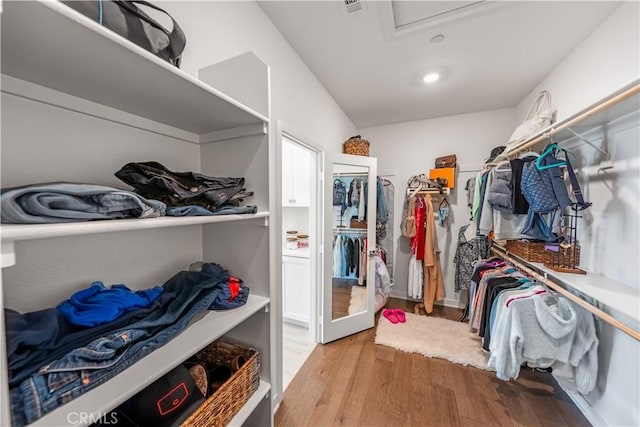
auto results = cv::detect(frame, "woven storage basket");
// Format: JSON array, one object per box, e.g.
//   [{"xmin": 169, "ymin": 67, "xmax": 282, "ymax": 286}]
[
  {"xmin": 350, "ymin": 217, "xmax": 367, "ymax": 229},
  {"xmin": 505, "ymin": 240, "xmax": 552, "ymax": 264},
  {"xmin": 343, "ymin": 135, "xmax": 370, "ymax": 157},
  {"xmin": 544, "ymin": 244, "xmax": 582, "ymax": 270},
  {"xmin": 182, "ymin": 339, "xmax": 260, "ymax": 427}
]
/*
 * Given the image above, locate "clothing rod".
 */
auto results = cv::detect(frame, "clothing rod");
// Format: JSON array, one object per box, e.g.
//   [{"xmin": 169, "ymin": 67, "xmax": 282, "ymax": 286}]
[
  {"xmin": 505, "ymin": 83, "xmax": 639, "ymax": 157},
  {"xmin": 490, "ymin": 246, "xmax": 640, "ymax": 341},
  {"xmin": 333, "ymin": 228, "xmax": 367, "ymax": 233},
  {"xmin": 406, "ymin": 188, "xmax": 450, "ymax": 196},
  {"xmin": 334, "ymin": 172, "xmax": 368, "ymax": 177}
]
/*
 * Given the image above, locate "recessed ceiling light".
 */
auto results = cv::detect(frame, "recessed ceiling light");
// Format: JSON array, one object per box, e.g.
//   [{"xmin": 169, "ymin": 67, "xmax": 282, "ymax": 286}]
[
  {"xmin": 423, "ymin": 73, "xmax": 440, "ymax": 84},
  {"xmin": 430, "ymin": 34, "xmax": 445, "ymax": 44}
]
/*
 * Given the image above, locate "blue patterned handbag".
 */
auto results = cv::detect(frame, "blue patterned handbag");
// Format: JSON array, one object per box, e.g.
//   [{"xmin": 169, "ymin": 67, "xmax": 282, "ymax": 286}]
[{"xmin": 521, "ymin": 160, "xmax": 558, "ymax": 213}]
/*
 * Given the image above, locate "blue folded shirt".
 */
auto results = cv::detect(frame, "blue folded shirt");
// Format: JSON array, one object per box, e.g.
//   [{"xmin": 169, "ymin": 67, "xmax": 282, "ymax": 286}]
[{"xmin": 57, "ymin": 282, "xmax": 164, "ymax": 327}]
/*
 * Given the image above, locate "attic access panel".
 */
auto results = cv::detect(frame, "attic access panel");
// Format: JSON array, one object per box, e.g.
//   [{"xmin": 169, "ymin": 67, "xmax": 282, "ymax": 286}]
[{"xmin": 384, "ymin": 1, "xmax": 503, "ymax": 36}]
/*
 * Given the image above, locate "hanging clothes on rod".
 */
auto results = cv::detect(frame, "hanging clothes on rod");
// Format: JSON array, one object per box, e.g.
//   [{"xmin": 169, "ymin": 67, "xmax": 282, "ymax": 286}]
[
  {"xmin": 332, "ymin": 233, "xmax": 366, "ymax": 281},
  {"xmin": 377, "ymin": 177, "xmax": 395, "ymax": 280},
  {"xmin": 402, "ymin": 186, "xmax": 445, "ymax": 311},
  {"xmin": 466, "ymin": 254, "xmax": 600, "ymax": 395},
  {"xmin": 491, "ymin": 245, "xmax": 640, "ymax": 341}
]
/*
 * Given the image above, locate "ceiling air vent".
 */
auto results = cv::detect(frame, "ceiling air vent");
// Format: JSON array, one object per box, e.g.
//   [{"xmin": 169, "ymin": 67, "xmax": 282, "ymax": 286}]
[{"xmin": 343, "ymin": 0, "xmax": 367, "ymax": 16}]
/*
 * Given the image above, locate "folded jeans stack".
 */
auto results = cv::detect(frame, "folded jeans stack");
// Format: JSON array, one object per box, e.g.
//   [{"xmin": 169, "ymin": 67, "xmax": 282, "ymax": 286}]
[{"xmin": 0, "ymin": 182, "xmax": 166, "ymax": 224}]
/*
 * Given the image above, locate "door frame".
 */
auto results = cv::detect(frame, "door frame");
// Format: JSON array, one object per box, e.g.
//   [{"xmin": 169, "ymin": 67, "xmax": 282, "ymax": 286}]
[
  {"xmin": 277, "ymin": 123, "xmax": 322, "ymax": 342},
  {"xmin": 274, "ymin": 121, "xmax": 322, "ymax": 405}
]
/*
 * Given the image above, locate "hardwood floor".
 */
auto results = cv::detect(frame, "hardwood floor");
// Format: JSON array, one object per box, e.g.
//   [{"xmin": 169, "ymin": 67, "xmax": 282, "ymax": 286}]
[
  {"xmin": 276, "ymin": 298, "xmax": 590, "ymax": 427},
  {"xmin": 282, "ymin": 322, "xmax": 316, "ymax": 391},
  {"xmin": 332, "ymin": 278, "xmax": 359, "ymax": 320}
]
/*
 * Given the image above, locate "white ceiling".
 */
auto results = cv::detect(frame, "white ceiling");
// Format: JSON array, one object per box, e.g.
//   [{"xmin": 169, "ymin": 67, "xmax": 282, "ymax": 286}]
[{"xmin": 258, "ymin": 1, "xmax": 621, "ymax": 128}]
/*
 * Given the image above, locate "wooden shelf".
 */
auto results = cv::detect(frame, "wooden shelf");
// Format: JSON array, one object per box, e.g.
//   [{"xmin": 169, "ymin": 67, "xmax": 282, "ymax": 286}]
[
  {"xmin": 31, "ymin": 295, "xmax": 270, "ymax": 427},
  {"xmin": 0, "ymin": 1, "xmax": 267, "ymax": 136},
  {"xmin": 1, "ymin": 212, "xmax": 269, "ymax": 243}
]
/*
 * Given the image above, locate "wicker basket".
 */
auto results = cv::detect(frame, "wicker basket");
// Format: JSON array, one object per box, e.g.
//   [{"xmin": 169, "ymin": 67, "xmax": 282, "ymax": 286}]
[
  {"xmin": 343, "ymin": 135, "xmax": 370, "ymax": 157},
  {"xmin": 350, "ymin": 217, "xmax": 367, "ymax": 229},
  {"xmin": 544, "ymin": 244, "xmax": 583, "ymax": 272},
  {"xmin": 182, "ymin": 339, "xmax": 260, "ymax": 427},
  {"xmin": 505, "ymin": 240, "xmax": 552, "ymax": 264}
]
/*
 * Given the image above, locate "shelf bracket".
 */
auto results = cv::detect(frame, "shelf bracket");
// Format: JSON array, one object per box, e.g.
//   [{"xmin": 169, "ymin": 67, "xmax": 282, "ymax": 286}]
[
  {"xmin": 566, "ymin": 127, "xmax": 610, "ymax": 159},
  {"xmin": 264, "ymin": 303, "xmax": 270, "ymax": 314},
  {"xmin": 1, "ymin": 241, "xmax": 15, "ymax": 268},
  {"xmin": 263, "ymin": 216, "xmax": 269, "ymax": 227}
]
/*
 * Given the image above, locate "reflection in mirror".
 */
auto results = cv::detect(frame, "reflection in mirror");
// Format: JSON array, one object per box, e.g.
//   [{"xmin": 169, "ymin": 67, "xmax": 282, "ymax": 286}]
[{"xmin": 332, "ymin": 163, "xmax": 369, "ymax": 320}]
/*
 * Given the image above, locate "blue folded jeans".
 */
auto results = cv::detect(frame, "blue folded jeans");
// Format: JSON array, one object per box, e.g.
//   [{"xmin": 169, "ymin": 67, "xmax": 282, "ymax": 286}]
[
  {"xmin": 10, "ymin": 270, "xmax": 228, "ymax": 426},
  {"xmin": 1, "ymin": 182, "xmax": 166, "ymax": 223},
  {"xmin": 6, "ymin": 293, "xmax": 174, "ymax": 386},
  {"xmin": 165, "ymin": 204, "xmax": 257, "ymax": 216}
]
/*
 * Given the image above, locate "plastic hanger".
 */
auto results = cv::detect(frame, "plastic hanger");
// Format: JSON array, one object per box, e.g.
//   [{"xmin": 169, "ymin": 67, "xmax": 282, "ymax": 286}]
[
  {"xmin": 536, "ymin": 142, "xmax": 566, "ymax": 170},
  {"xmin": 494, "ymin": 160, "xmax": 511, "ymax": 172},
  {"xmin": 517, "ymin": 150, "xmax": 540, "ymax": 159},
  {"xmin": 439, "ymin": 196, "xmax": 450, "ymax": 209}
]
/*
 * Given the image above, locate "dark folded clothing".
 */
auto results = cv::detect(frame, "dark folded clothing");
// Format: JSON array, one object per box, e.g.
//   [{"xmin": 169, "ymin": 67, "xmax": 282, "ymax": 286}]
[
  {"xmin": 115, "ymin": 161, "xmax": 252, "ymax": 210},
  {"xmin": 165, "ymin": 205, "xmax": 257, "ymax": 216},
  {"xmin": 6, "ymin": 292, "xmax": 175, "ymax": 386}
]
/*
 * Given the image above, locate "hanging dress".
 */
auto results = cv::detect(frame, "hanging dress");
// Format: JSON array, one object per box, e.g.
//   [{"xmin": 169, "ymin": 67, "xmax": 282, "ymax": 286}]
[{"xmin": 453, "ymin": 224, "xmax": 490, "ymax": 293}]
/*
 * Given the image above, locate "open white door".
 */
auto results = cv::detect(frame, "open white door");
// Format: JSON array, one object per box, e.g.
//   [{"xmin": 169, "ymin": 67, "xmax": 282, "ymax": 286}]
[{"xmin": 320, "ymin": 152, "xmax": 377, "ymax": 343}]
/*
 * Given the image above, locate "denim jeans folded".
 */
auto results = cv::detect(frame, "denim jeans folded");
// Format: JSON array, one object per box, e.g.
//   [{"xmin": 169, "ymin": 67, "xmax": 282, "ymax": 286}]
[
  {"xmin": 0, "ymin": 182, "xmax": 166, "ymax": 223},
  {"xmin": 6, "ymin": 293, "xmax": 175, "ymax": 386},
  {"xmin": 11, "ymin": 270, "xmax": 228, "ymax": 426},
  {"xmin": 190, "ymin": 262, "xmax": 250, "ymax": 309},
  {"xmin": 165, "ymin": 205, "xmax": 257, "ymax": 216}
]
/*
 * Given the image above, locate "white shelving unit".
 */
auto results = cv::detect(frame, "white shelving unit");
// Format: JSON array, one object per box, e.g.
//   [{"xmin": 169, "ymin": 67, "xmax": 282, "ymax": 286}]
[
  {"xmin": 1, "ymin": 212, "xmax": 270, "ymax": 245},
  {"xmin": 31, "ymin": 296, "xmax": 270, "ymax": 427},
  {"xmin": 493, "ymin": 245, "xmax": 640, "ymax": 324},
  {"xmin": 1, "ymin": 2, "xmax": 275, "ymax": 426},
  {"xmin": 0, "ymin": 1, "xmax": 267, "ymax": 136}
]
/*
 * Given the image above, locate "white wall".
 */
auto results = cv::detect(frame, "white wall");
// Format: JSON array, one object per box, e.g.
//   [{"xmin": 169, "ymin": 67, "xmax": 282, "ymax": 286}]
[
  {"xmin": 359, "ymin": 108, "xmax": 516, "ymax": 306},
  {"xmin": 516, "ymin": 3, "xmax": 640, "ymax": 426},
  {"xmin": 161, "ymin": 1, "xmax": 356, "ymax": 150},
  {"xmin": 515, "ymin": 2, "xmax": 639, "ymax": 124}
]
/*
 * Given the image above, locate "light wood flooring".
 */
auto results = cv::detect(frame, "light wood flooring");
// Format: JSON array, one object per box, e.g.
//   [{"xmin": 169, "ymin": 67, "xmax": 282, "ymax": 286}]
[
  {"xmin": 282, "ymin": 322, "xmax": 316, "ymax": 391},
  {"xmin": 276, "ymin": 298, "xmax": 590, "ymax": 427},
  {"xmin": 332, "ymin": 278, "xmax": 358, "ymax": 320}
]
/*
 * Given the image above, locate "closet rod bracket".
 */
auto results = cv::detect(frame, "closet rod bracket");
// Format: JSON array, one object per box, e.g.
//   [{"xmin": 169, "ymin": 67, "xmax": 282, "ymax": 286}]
[{"xmin": 566, "ymin": 127, "xmax": 610, "ymax": 159}]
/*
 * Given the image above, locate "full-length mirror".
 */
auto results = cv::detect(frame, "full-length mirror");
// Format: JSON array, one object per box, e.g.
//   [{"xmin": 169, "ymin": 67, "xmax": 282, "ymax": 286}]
[
  {"xmin": 331, "ymin": 164, "xmax": 369, "ymax": 320},
  {"xmin": 322, "ymin": 153, "xmax": 377, "ymax": 344}
]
